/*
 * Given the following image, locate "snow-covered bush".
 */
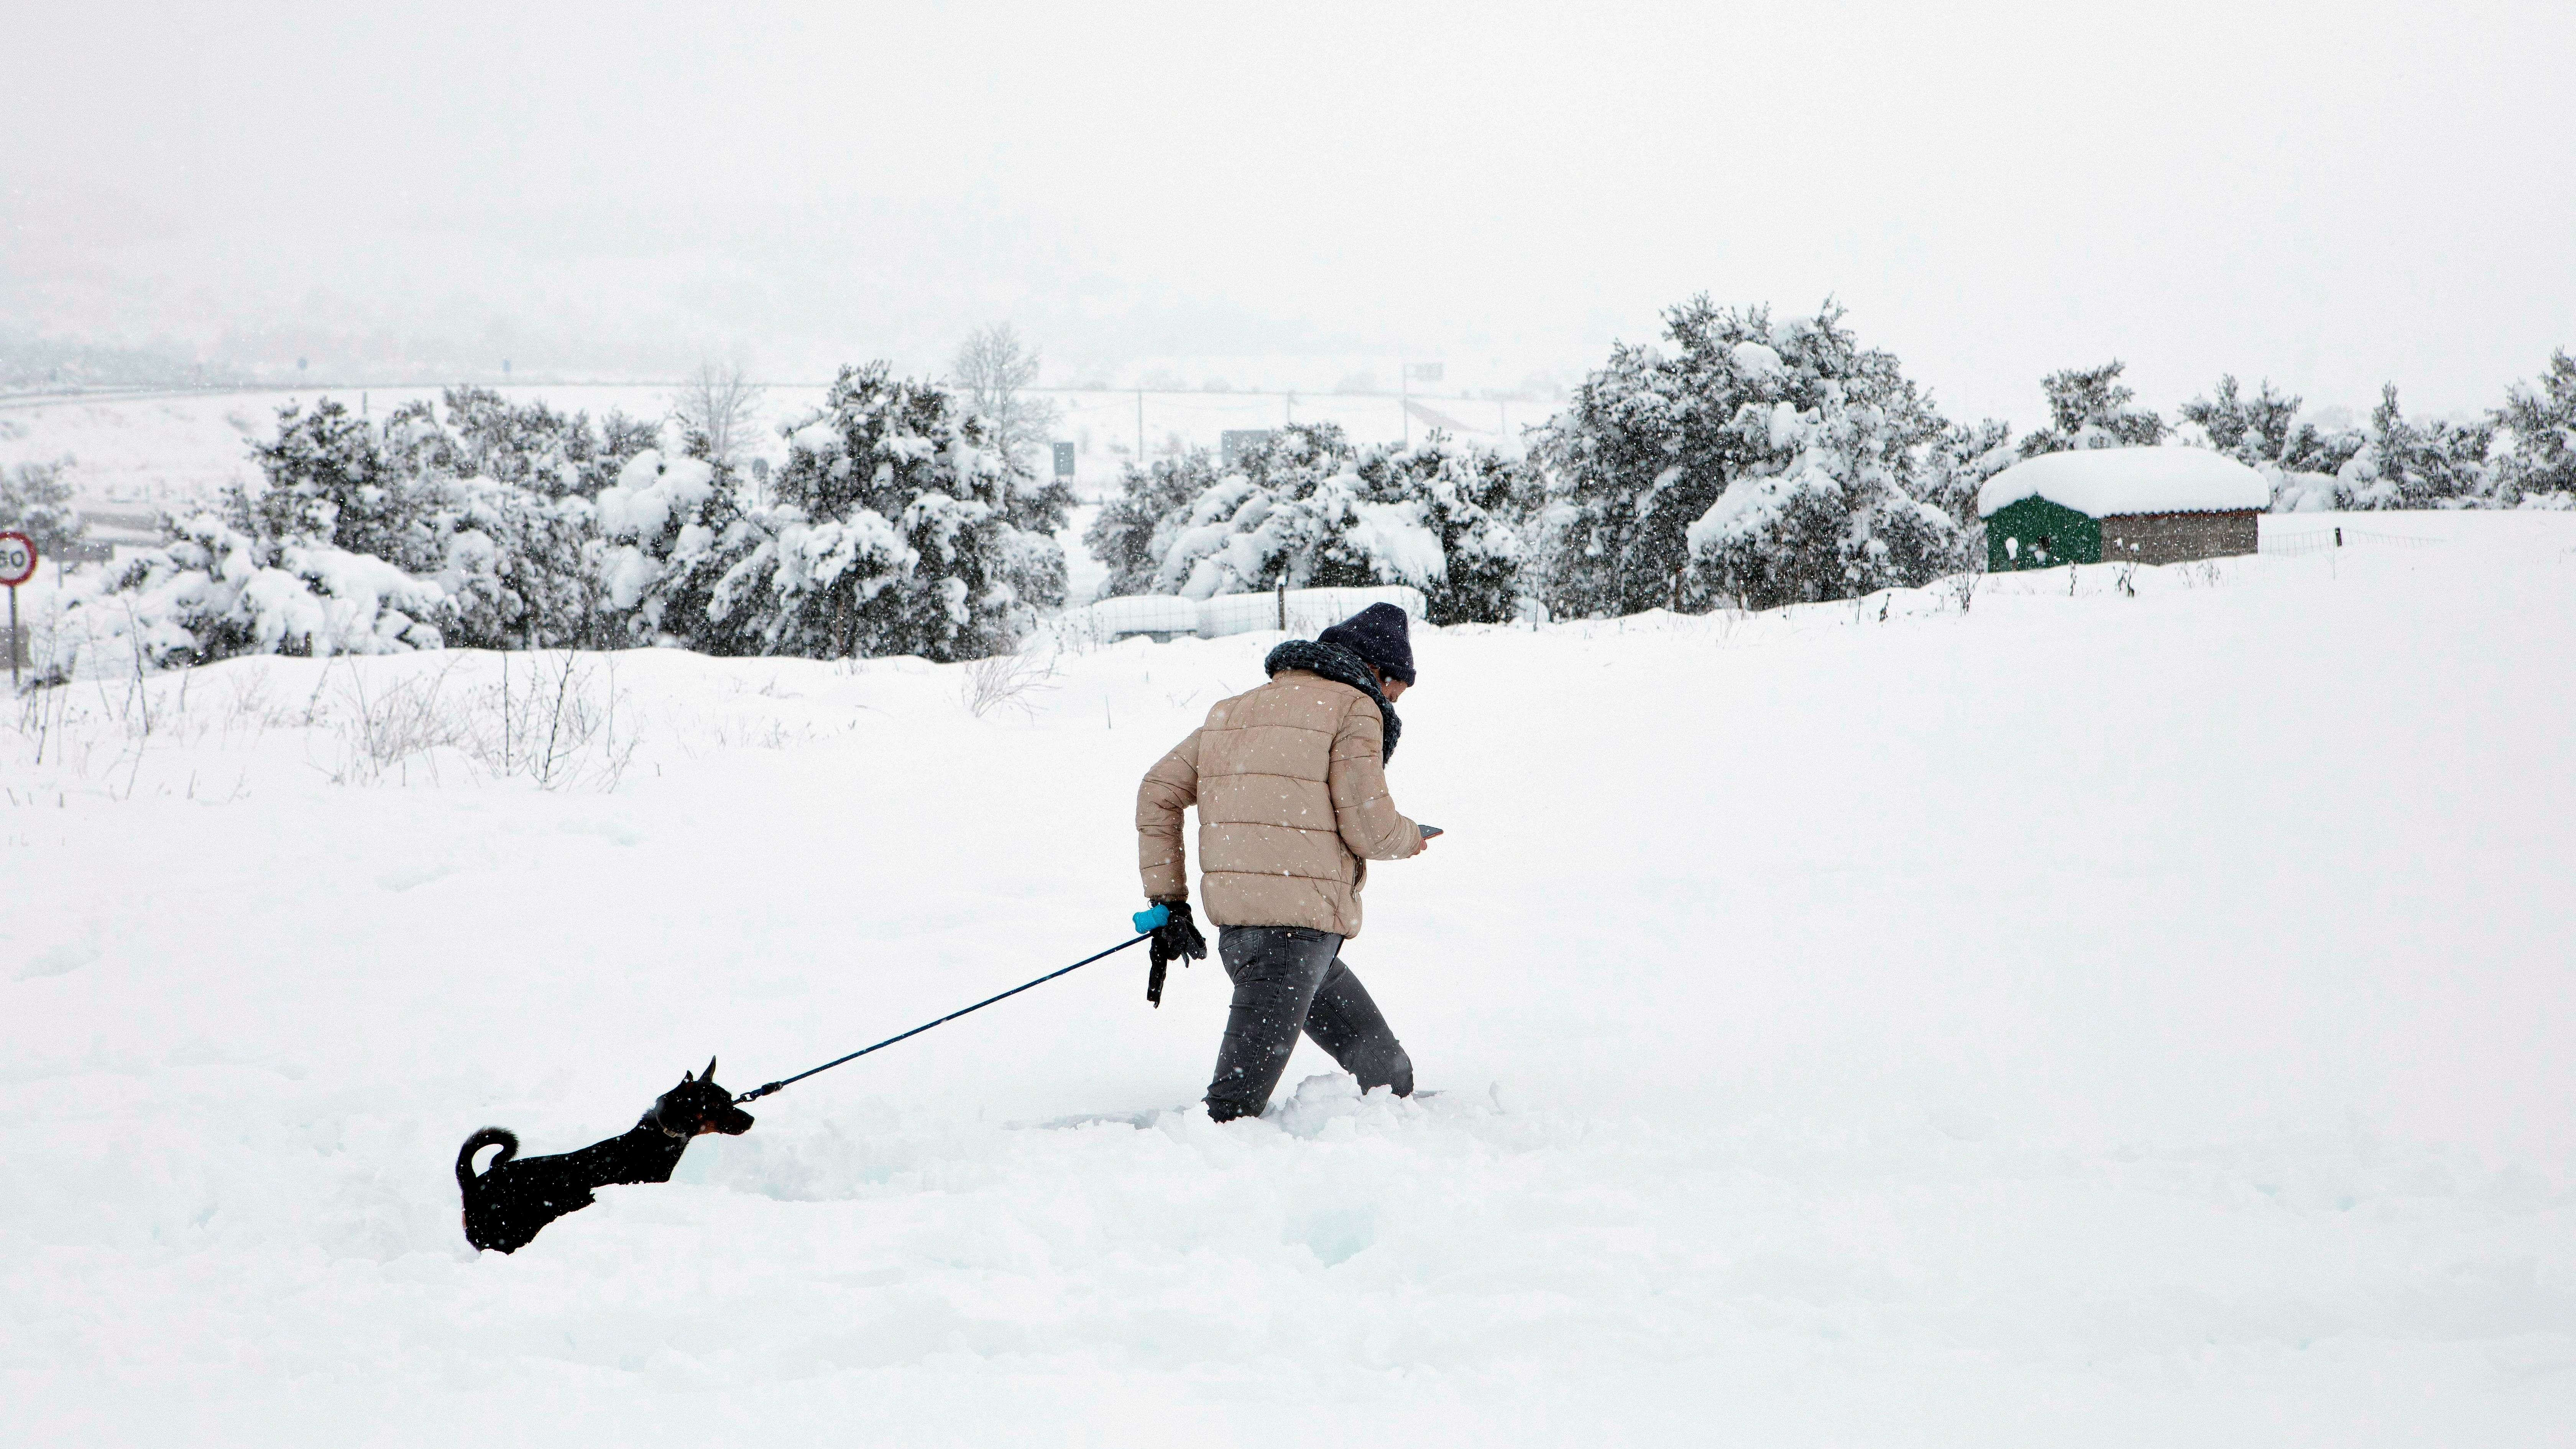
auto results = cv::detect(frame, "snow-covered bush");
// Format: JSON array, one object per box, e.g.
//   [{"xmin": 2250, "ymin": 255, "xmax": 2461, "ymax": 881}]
[
  {"xmin": 2336, "ymin": 384, "xmax": 2497, "ymax": 510},
  {"xmin": 761, "ymin": 364, "xmax": 1064, "ymax": 660},
  {"xmin": 67, "ymin": 391, "xmax": 652, "ymax": 667},
  {"xmin": 425, "ymin": 477, "xmax": 610, "ymax": 650},
  {"xmin": 2491, "ymin": 349, "xmax": 2576, "ymax": 499},
  {"xmin": 2016, "ymin": 361, "xmax": 2169, "ymax": 457},
  {"xmin": 1130, "ymin": 424, "xmax": 1528, "ymax": 623},
  {"xmin": 1921, "ymin": 419, "xmax": 2017, "ymax": 530},
  {"xmin": 1530, "ymin": 299, "xmax": 1970, "ymax": 616},
  {"xmin": 0, "ymin": 457, "xmax": 85, "ymax": 556},
  {"xmin": 1085, "ymin": 450, "xmax": 1223, "ymax": 600},
  {"xmin": 243, "ymin": 394, "xmax": 637, "ymax": 648},
  {"xmin": 600, "ymin": 365, "xmax": 1065, "ymax": 661},
  {"xmin": 592, "ymin": 447, "xmax": 771, "ymax": 654},
  {"xmin": 84, "ymin": 511, "xmax": 450, "ymax": 666},
  {"xmin": 1350, "ymin": 437, "xmax": 1526, "ymax": 624},
  {"xmin": 399, "ymin": 387, "xmax": 657, "ymax": 499},
  {"xmin": 243, "ymin": 399, "xmax": 440, "ymax": 570}
]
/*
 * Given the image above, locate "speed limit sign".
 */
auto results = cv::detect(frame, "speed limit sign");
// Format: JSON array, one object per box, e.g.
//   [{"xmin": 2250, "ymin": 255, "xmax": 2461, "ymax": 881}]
[{"xmin": 2, "ymin": 528, "xmax": 32, "ymax": 687}]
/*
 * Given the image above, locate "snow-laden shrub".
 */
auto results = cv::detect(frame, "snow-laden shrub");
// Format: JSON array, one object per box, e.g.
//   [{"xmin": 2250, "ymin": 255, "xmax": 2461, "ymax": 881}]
[
  {"xmin": 61, "ymin": 389, "xmax": 669, "ymax": 671},
  {"xmin": 2178, "ymin": 373, "xmax": 2511, "ymax": 513},
  {"xmin": 593, "ymin": 448, "xmax": 765, "ymax": 652},
  {"xmin": 411, "ymin": 387, "xmax": 657, "ymax": 499},
  {"xmin": 1133, "ymin": 424, "xmax": 1528, "ymax": 623},
  {"xmin": 2335, "ymin": 384, "xmax": 2498, "ymax": 510},
  {"xmin": 764, "ymin": 364, "xmax": 1064, "ymax": 660},
  {"xmin": 1921, "ymin": 419, "xmax": 2017, "ymax": 531},
  {"xmin": 1085, "ymin": 450, "xmax": 1224, "ymax": 600},
  {"xmin": 2491, "ymin": 350, "xmax": 2576, "ymax": 501},
  {"xmin": 1, "ymin": 457, "xmax": 87, "ymax": 557},
  {"xmin": 227, "ymin": 394, "xmax": 649, "ymax": 650},
  {"xmin": 244, "ymin": 399, "xmax": 440, "ymax": 571},
  {"xmin": 1530, "ymin": 299, "xmax": 1970, "ymax": 616},
  {"xmin": 1354, "ymin": 437, "xmax": 1526, "ymax": 624},
  {"xmin": 81, "ymin": 512, "xmax": 450, "ymax": 666},
  {"xmin": 426, "ymin": 477, "xmax": 609, "ymax": 649},
  {"xmin": 601, "ymin": 365, "xmax": 1065, "ymax": 661}
]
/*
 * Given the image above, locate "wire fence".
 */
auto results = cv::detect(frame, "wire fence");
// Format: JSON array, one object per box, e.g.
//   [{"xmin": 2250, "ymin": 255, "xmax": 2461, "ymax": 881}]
[
  {"xmin": 2262, "ymin": 525, "xmax": 2449, "ymax": 557},
  {"xmin": 1071, "ymin": 585, "xmax": 1429, "ymax": 645}
]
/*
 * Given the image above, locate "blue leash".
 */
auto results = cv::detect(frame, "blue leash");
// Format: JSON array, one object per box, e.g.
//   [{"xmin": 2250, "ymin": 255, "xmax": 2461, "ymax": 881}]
[{"xmin": 733, "ymin": 932, "xmax": 1153, "ymax": 1104}]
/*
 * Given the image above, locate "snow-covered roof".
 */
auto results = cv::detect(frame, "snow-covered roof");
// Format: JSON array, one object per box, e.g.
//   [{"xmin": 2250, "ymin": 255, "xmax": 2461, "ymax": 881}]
[{"xmin": 1977, "ymin": 447, "xmax": 2271, "ymax": 520}]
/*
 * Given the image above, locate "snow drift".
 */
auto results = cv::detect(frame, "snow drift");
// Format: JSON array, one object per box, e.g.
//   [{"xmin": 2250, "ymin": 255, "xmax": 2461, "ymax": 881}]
[{"xmin": 4, "ymin": 513, "xmax": 2573, "ymax": 1445}]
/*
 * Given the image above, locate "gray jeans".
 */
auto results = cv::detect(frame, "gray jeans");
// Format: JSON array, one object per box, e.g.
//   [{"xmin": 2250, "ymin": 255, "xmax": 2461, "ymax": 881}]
[{"xmin": 1206, "ymin": 926, "xmax": 1413, "ymax": 1122}]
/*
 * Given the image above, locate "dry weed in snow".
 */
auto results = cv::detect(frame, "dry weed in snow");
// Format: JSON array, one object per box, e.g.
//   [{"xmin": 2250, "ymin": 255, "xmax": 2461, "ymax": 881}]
[{"xmin": 958, "ymin": 648, "xmax": 1057, "ymax": 720}]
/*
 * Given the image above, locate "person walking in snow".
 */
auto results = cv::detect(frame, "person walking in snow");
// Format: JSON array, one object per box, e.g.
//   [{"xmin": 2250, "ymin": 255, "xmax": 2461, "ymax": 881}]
[{"xmin": 1133, "ymin": 602, "xmax": 1434, "ymax": 1122}]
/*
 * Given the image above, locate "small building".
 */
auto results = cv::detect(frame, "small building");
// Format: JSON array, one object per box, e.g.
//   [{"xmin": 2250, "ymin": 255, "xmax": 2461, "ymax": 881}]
[{"xmin": 1978, "ymin": 448, "xmax": 2270, "ymax": 572}]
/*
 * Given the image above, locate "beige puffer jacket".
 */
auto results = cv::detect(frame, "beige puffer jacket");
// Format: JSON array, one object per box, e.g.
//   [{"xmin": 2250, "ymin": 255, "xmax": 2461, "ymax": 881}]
[{"xmin": 1136, "ymin": 669, "xmax": 1423, "ymax": 938}]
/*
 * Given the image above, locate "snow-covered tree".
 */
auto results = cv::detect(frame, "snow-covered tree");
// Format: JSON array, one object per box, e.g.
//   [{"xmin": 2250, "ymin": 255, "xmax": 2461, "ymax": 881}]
[
  {"xmin": 667, "ymin": 363, "xmax": 767, "ymax": 474},
  {"xmin": 1530, "ymin": 299, "xmax": 1967, "ymax": 616},
  {"xmin": 1521, "ymin": 337, "xmax": 1702, "ymax": 618},
  {"xmin": 2338, "ymin": 383, "xmax": 2495, "ymax": 509},
  {"xmin": 767, "ymin": 364, "xmax": 1064, "ymax": 658},
  {"xmin": 600, "ymin": 365, "xmax": 1065, "ymax": 661},
  {"xmin": 1147, "ymin": 424, "xmax": 1378, "ymax": 596},
  {"xmin": 1127, "ymin": 424, "xmax": 1526, "ymax": 622},
  {"xmin": 2178, "ymin": 375, "xmax": 2364, "ymax": 512},
  {"xmin": 1921, "ymin": 418, "xmax": 2016, "ymax": 530},
  {"xmin": 594, "ymin": 448, "xmax": 771, "ymax": 654},
  {"xmin": 241, "ymin": 399, "xmax": 436, "ymax": 570},
  {"xmin": 1085, "ymin": 450, "xmax": 1223, "ymax": 600},
  {"xmin": 1350, "ymin": 437, "xmax": 1526, "ymax": 624},
  {"xmin": 378, "ymin": 390, "xmax": 647, "ymax": 646},
  {"xmin": 951, "ymin": 324, "xmax": 1060, "ymax": 473},
  {"xmin": 0, "ymin": 458, "xmax": 85, "ymax": 557},
  {"xmin": 88, "ymin": 393, "xmax": 645, "ymax": 659},
  {"xmin": 2492, "ymin": 348, "xmax": 2576, "ymax": 499},
  {"xmin": 422, "ymin": 479, "xmax": 610, "ymax": 650},
  {"xmin": 2018, "ymin": 361, "xmax": 2168, "ymax": 457},
  {"xmin": 418, "ymin": 387, "xmax": 656, "ymax": 498}
]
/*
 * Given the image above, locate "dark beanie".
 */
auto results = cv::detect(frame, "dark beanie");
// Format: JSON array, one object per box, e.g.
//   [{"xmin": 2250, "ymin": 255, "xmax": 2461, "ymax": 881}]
[{"xmin": 1318, "ymin": 603, "xmax": 1416, "ymax": 685}]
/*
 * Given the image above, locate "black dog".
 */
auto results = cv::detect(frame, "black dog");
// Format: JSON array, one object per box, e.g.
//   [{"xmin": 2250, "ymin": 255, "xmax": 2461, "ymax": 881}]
[{"xmin": 457, "ymin": 1057, "xmax": 755, "ymax": 1254}]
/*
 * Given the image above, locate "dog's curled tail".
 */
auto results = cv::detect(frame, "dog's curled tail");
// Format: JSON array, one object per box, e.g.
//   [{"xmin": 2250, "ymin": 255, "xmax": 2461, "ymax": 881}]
[{"xmin": 457, "ymin": 1127, "xmax": 519, "ymax": 1187}]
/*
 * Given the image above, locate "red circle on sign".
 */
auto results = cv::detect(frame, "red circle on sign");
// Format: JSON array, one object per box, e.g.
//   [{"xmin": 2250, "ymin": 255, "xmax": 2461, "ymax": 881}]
[{"xmin": 0, "ymin": 530, "xmax": 37, "ymax": 587}]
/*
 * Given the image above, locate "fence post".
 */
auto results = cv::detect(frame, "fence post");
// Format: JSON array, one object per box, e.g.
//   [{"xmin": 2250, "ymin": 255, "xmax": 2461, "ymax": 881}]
[
  {"xmin": 1276, "ymin": 580, "xmax": 1286, "ymax": 632},
  {"xmin": 2335, "ymin": 527, "xmax": 2343, "ymax": 547}
]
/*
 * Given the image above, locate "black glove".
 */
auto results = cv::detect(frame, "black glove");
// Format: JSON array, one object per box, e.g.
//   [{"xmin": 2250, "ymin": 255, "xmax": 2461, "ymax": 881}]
[{"xmin": 1137, "ymin": 900, "xmax": 1208, "ymax": 1007}]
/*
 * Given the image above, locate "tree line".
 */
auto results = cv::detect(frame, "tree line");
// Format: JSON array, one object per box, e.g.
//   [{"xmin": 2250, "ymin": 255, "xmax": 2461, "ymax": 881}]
[
  {"xmin": 12, "ymin": 299, "xmax": 2573, "ymax": 672},
  {"xmin": 1087, "ymin": 299, "xmax": 2574, "ymax": 623},
  {"xmin": 42, "ymin": 366, "xmax": 1070, "ymax": 671}
]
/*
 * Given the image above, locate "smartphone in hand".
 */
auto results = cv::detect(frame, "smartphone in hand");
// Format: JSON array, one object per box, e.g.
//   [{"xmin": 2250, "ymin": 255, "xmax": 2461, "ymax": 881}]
[{"xmin": 1418, "ymin": 825, "xmax": 1444, "ymax": 840}]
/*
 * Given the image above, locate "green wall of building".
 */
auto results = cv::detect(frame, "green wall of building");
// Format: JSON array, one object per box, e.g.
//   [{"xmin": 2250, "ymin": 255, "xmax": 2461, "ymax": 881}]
[{"xmin": 1986, "ymin": 495, "xmax": 2101, "ymax": 571}]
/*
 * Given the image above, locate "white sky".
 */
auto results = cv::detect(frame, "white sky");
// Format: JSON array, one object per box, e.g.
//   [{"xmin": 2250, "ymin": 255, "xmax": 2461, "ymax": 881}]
[{"xmin": 4, "ymin": 0, "xmax": 2571, "ymax": 426}]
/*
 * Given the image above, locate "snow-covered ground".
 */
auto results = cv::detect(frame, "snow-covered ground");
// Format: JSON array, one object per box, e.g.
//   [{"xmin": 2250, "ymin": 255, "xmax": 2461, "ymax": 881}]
[{"xmin": 6, "ymin": 515, "xmax": 2573, "ymax": 1444}]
